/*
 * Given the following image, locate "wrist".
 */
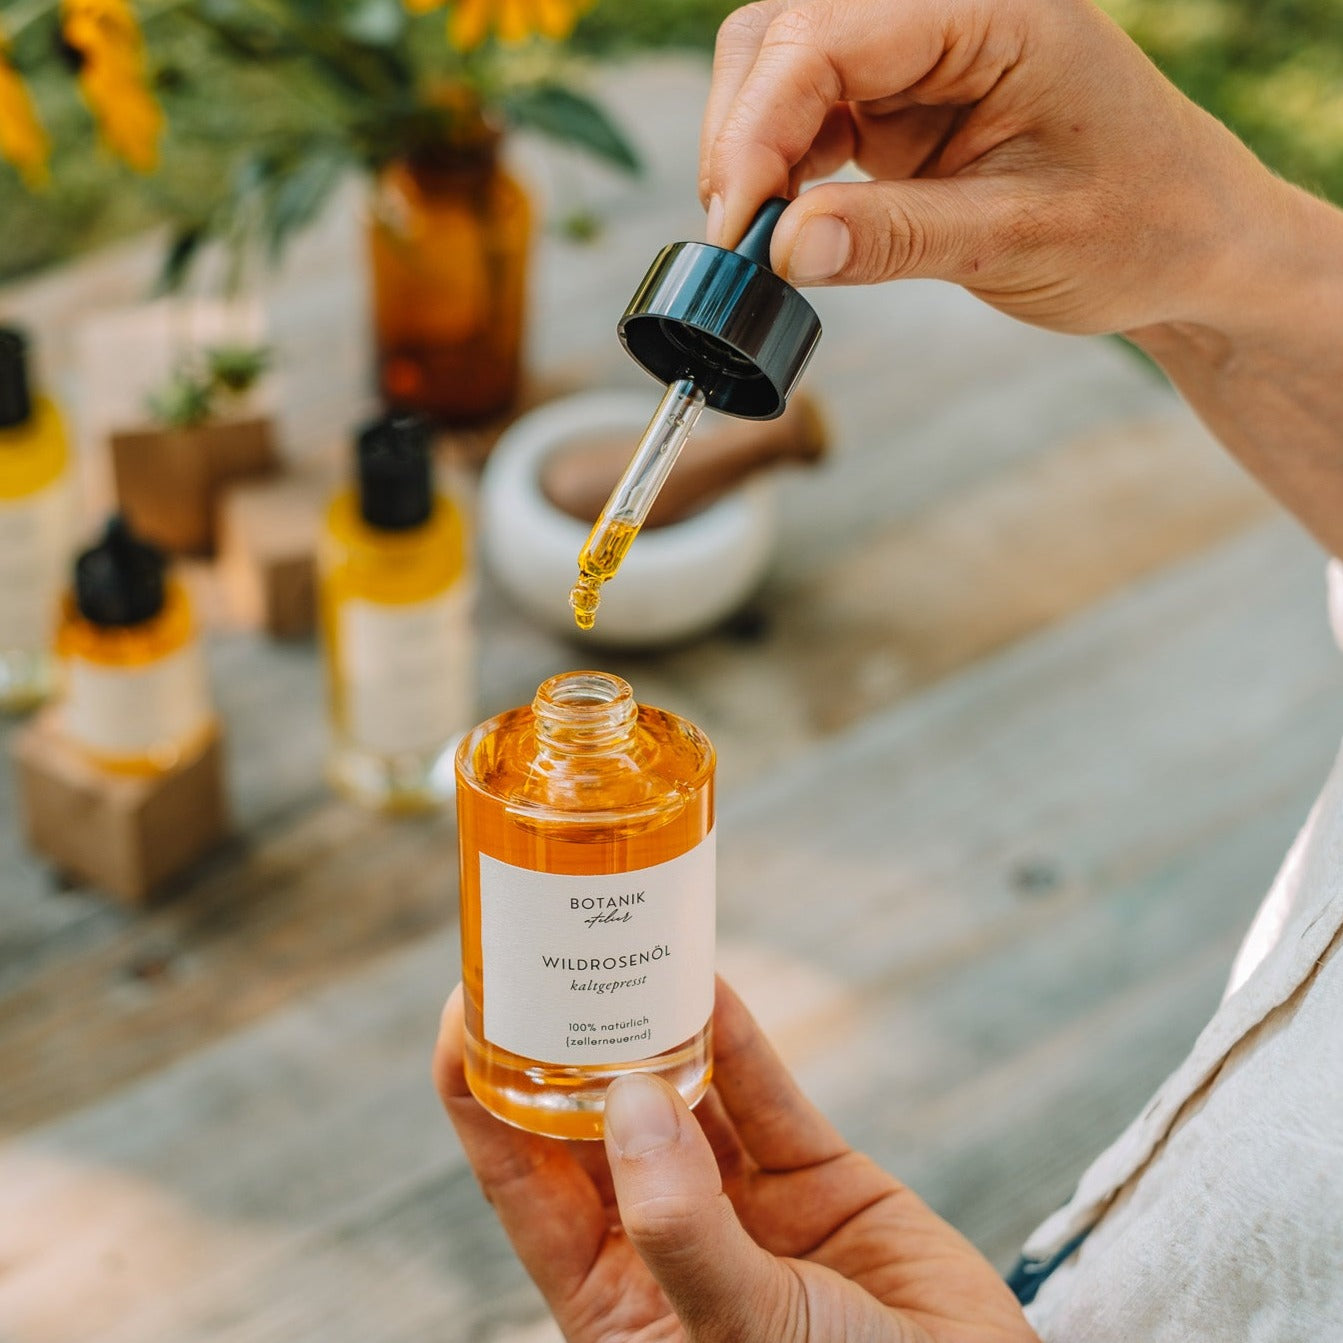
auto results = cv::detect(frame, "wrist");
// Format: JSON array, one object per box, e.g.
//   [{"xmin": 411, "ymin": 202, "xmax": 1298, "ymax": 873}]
[
  {"xmin": 1129, "ymin": 146, "xmax": 1343, "ymax": 359},
  {"xmin": 1123, "ymin": 168, "xmax": 1343, "ymax": 559}
]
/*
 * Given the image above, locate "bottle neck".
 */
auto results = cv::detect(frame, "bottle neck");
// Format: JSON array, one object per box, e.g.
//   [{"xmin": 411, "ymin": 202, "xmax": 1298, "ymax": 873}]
[
  {"xmin": 0, "ymin": 327, "xmax": 33, "ymax": 430},
  {"xmin": 75, "ymin": 515, "xmax": 166, "ymax": 627},
  {"xmin": 533, "ymin": 672, "xmax": 638, "ymax": 755},
  {"xmin": 356, "ymin": 412, "xmax": 434, "ymax": 531},
  {"xmin": 404, "ymin": 93, "xmax": 500, "ymax": 187}
]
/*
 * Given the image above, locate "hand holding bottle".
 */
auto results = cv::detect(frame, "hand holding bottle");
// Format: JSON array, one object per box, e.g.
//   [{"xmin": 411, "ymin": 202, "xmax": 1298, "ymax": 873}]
[{"xmin": 436, "ymin": 978, "xmax": 1038, "ymax": 1343}]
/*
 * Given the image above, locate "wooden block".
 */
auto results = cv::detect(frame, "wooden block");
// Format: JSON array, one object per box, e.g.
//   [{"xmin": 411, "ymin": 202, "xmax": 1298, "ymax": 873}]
[
  {"xmin": 11, "ymin": 713, "xmax": 229, "ymax": 907},
  {"xmin": 110, "ymin": 416, "xmax": 279, "ymax": 556},
  {"xmin": 217, "ymin": 474, "xmax": 326, "ymax": 639}
]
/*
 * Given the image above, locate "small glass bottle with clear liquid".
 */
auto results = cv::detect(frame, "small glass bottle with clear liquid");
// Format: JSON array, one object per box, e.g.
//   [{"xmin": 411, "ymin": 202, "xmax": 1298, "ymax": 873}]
[
  {"xmin": 455, "ymin": 670, "xmax": 716, "ymax": 1139},
  {"xmin": 320, "ymin": 412, "xmax": 471, "ymax": 810},
  {"xmin": 0, "ymin": 326, "xmax": 76, "ymax": 712}
]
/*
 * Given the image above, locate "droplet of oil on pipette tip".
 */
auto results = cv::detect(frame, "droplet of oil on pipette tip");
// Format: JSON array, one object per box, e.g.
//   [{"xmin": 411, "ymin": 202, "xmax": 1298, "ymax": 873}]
[
  {"xmin": 569, "ymin": 516, "xmax": 642, "ymax": 632},
  {"xmin": 569, "ymin": 575, "xmax": 601, "ymax": 630}
]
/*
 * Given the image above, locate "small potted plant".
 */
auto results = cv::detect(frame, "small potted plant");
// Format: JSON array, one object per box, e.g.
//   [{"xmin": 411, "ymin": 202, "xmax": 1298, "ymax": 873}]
[{"xmin": 110, "ymin": 345, "xmax": 277, "ymax": 555}]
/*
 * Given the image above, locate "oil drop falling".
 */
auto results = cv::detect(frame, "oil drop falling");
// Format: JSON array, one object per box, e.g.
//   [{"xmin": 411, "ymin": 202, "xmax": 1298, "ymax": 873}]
[
  {"xmin": 569, "ymin": 575, "xmax": 601, "ymax": 630},
  {"xmin": 569, "ymin": 516, "xmax": 642, "ymax": 632}
]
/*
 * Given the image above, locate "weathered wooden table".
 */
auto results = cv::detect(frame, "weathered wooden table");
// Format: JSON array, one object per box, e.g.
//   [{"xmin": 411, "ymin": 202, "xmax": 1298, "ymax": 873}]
[{"xmin": 2, "ymin": 57, "xmax": 1340, "ymax": 1343}]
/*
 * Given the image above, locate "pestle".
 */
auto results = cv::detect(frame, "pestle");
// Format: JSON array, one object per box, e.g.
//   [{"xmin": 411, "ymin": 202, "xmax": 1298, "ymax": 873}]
[{"xmin": 541, "ymin": 392, "xmax": 827, "ymax": 529}]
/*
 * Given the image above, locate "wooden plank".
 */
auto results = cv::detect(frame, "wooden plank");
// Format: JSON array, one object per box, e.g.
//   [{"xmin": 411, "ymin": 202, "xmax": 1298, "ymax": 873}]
[
  {"xmin": 0, "ymin": 797, "xmax": 457, "ymax": 1132},
  {"xmin": 0, "ymin": 521, "xmax": 1336, "ymax": 1342},
  {"xmin": 623, "ymin": 410, "xmax": 1269, "ymax": 769}
]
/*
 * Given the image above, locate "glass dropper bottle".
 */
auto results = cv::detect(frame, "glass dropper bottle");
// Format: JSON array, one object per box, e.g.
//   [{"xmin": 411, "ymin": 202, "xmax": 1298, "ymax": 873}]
[{"xmin": 569, "ymin": 198, "xmax": 822, "ymax": 631}]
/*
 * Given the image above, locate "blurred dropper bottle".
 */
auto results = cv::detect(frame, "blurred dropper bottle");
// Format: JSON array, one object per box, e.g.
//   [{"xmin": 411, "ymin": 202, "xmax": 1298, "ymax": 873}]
[
  {"xmin": 0, "ymin": 327, "xmax": 76, "ymax": 711},
  {"xmin": 54, "ymin": 515, "xmax": 217, "ymax": 773},
  {"xmin": 570, "ymin": 199, "xmax": 822, "ymax": 630},
  {"xmin": 319, "ymin": 412, "xmax": 472, "ymax": 810}
]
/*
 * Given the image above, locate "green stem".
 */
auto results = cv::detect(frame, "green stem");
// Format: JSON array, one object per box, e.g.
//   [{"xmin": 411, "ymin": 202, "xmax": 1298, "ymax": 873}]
[
  {"xmin": 172, "ymin": 7, "xmax": 349, "ymax": 126},
  {"xmin": 1, "ymin": 0, "xmax": 59, "ymax": 43},
  {"xmin": 216, "ymin": 0, "xmax": 402, "ymax": 100}
]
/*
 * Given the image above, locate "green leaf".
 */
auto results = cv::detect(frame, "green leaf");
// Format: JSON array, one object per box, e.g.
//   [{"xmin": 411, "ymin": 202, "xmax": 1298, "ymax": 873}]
[
  {"xmin": 500, "ymin": 83, "xmax": 642, "ymax": 175},
  {"xmin": 147, "ymin": 367, "xmax": 216, "ymax": 428},
  {"xmin": 557, "ymin": 207, "xmax": 603, "ymax": 243},
  {"xmin": 570, "ymin": 0, "xmax": 735, "ymax": 54},
  {"xmin": 156, "ymin": 225, "xmax": 207, "ymax": 294},
  {"xmin": 255, "ymin": 145, "xmax": 349, "ymax": 262},
  {"xmin": 206, "ymin": 344, "xmax": 271, "ymax": 395},
  {"xmin": 340, "ymin": 0, "xmax": 407, "ymax": 48}
]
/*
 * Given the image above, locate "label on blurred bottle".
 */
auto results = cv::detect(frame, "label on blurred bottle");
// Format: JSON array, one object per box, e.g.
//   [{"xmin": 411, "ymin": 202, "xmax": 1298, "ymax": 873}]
[
  {"xmin": 63, "ymin": 642, "xmax": 214, "ymax": 762},
  {"xmin": 0, "ymin": 477, "xmax": 74, "ymax": 653},
  {"xmin": 479, "ymin": 829, "xmax": 716, "ymax": 1065},
  {"xmin": 342, "ymin": 583, "xmax": 472, "ymax": 757}
]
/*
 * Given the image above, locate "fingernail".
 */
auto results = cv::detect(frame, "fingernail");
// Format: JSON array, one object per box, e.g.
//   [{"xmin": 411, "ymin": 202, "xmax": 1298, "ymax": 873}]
[
  {"xmin": 605, "ymin": 1074, "xmax": 680, "ymax": 1158},
  {"xmin": 706, "ymin": 194, "xmax": 725, "ymax": 246},
  {"xmin": 786, "ymin": 214, "xmax": 851, "ymax": 284}
]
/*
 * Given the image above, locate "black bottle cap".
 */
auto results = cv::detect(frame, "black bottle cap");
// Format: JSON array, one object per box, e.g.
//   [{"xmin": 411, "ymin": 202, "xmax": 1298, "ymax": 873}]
[
  {"xmin": 356, "ymin": 412, "xmax": 435, "ymax": 530},
  {"xmin": 0, "ymin": 326, "xmax": 34, "ymax": 430},
  {"xmin": 618, "ymin": 197, "xmax": 822, "ymax": 421},
  {"xmin": 75, "ymin": 515, "xmax": 167, "ymax": 627}
]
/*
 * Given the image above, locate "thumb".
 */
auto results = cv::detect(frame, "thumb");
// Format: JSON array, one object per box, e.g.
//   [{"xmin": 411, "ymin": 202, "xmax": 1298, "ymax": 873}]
[
  {"xmin": 771, "ymin": 178, "xmax": 1013, "ymax": 288},
  {"xmin": 604, "ymin": 1074, "xmax": 803, "ymax": 1341}
]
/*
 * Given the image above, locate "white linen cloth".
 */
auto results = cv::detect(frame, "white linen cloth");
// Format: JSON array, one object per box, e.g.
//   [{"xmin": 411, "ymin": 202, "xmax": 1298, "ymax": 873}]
[{"xmin": 1024, "ymin": 560, "xmax": 1343, "ymax": 1340}]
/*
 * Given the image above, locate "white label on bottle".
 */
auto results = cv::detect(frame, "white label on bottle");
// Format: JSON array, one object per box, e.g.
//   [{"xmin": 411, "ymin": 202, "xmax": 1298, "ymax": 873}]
[
  {"xmin": 479, "ymin": 829, "xmax": 716, "ymax": 1065},
  {"xmin": 63, "ymin": 643, "xmax": 213, "ymax": 758},
  {"xmin": 0, "ymin": 477, "xmax": 74, "ymax": 652},
  {"xmin": 342, "ymin": 585, "xmax": 472, "ymax": 756}
]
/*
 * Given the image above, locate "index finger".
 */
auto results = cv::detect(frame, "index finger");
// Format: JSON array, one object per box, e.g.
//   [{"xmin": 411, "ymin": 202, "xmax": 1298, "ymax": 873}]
[
  {"xmin": 703, "ymin": 0, "xmax": 952, "ymax": 248},
  {"xmin": 698, "ymin": 0, "xmax": 785, "ymax": 213},
  {"xmin": 433, "ymin": 986, "xmax": 610, "ymax": 1303},
  {"xmin": 710, "ymin": 977, "xmax": 849, "ymax": 1171}
]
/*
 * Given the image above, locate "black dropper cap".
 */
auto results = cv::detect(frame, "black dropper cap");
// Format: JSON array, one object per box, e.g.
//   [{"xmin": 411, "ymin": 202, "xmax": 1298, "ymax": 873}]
[
  {"xmin": 618, "ymin": 197, "xmax": 822, "ymax": 420},
  {"xmin": 356, "ymin": 412, "xmax": 434, "ymax": 530},
  {"xmin": 0, "ymin": 326, "xmax": 34, "ymax": 430},
  {"xmin": 75, "ymin": 515, "xmax": 166, "ymax": 627}
]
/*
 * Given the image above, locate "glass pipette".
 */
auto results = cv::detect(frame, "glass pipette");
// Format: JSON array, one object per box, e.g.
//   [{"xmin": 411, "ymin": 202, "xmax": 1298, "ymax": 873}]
[
  {"xmin": 568, "ymin": 377, "xmax": 707, "ymax": 630},
  {"xmin": 570, "ymin": 197, "xmax": 821, "ymax": 632}
]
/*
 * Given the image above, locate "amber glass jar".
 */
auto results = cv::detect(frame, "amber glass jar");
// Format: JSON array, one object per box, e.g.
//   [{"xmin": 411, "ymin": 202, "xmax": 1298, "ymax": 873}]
[{"xmin": 368, "ymin": 126, "xmax": 531, "ymax": 424}]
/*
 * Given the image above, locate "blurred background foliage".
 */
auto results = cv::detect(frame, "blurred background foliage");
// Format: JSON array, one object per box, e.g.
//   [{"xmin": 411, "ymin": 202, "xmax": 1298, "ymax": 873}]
[{"xmin": 1, "ymin": 0, "xmax": 1340, "ymax": 286}]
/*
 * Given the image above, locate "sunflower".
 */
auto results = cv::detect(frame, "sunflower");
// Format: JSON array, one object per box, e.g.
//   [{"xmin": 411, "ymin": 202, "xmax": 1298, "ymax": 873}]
[
  {"xmin": 0, "ymin": 39, "xmax": 50, "ymax": 187},
  {"xmin": 61, "ymin": 0, "xmax": 163, "ymax": 172},
  {"xmin": 405, "ymin": 0, "xmax": 590, "ymax": 51}
]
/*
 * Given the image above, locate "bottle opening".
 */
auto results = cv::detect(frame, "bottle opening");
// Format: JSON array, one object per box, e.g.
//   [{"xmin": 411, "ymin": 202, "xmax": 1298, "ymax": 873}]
[{"xmin": 533, "ymin": 671, "xmax": 637, "ymax": 750}]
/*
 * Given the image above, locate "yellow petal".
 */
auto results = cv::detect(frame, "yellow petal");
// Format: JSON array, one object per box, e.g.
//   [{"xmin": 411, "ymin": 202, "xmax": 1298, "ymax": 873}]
[
  {"xmin": 402, "ymin": 0, "xmax": 445, "ymax": 13},
  {"xmin": 496, "ymin": 0, "xmax": 533, "ymax": 44},
  {"xmin": 78, "ymin": 51, "xmax": 163, "ymax": 172},
  {"xmin": 0, "ymin": 55, "xmax": 51, "ymax": 188},
  {"xmin": 448, "ymin": 0, "xmax": 491, "ymax": 49},
  {"xmin": 62, "ymin": 0, "xmax": 141, "ymax": 51},
  {"xmin": 534, "ymin": 0, "xmax": 581, "ymax": 40}
]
